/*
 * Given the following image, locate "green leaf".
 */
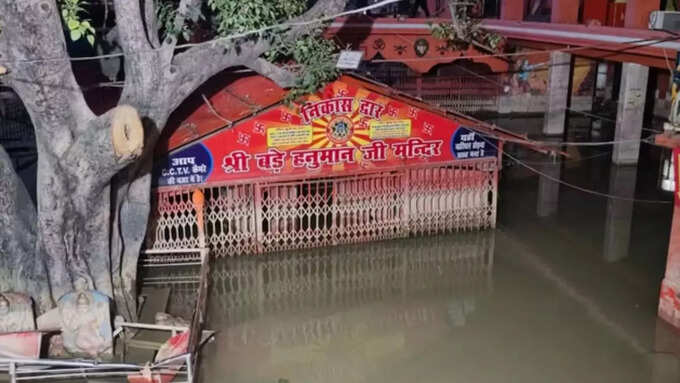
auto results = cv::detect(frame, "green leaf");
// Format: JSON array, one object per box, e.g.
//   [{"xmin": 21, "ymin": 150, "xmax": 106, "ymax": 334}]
[
  {"xmin": 81, "ymin": 20, "xmax": 91, "ymax": 29},
  {"xmin": 70, "ymin": 29, "xmax": 82, "ymax": 41},
  {"xmin": 67, "ymin": 19, "xmax": 80, "ymax": 30},
  {"xmin": 86, "ymin": 34, "xmax": 95, "ymax": 46}
]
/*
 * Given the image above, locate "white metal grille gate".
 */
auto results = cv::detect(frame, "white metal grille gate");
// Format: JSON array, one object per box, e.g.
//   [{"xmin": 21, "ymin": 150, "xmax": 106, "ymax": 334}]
[
  {"xmin": 257, "ymin": 180, "xmax": 334, "ymax": 252},
  {"xmin": 146, "ymin": 158, "xmax": 498, "ymax": 257},
  {"xmin": 334, "ymin": 172, "xmax": 406, "ymax": 244},
  {"xmin": 205, "ymin": 184, "xmax": 257, "ymax": 255}
]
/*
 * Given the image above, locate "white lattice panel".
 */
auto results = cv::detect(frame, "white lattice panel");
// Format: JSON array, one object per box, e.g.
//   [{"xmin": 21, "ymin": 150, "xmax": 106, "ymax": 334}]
[
  {"xmin": 145, "ymin": 189, "xmax": 200, "ymax": 250},
  {"xmin": 257, "ymin": 180, "xmax": 334, "ymax": 252},
  {"xmin": 204, "ymin": 185, "xmax": 257, "ymax": 256},
  {"xmin": 334, "ymin": 172, "xmax": 407, "ymax": 244},
  {"xmin": 408, "ymin": 159, "xmax": 497, "ymax": 235},
  {"xmin": 146, "ymin": 158, "xmax": 498, "ymax": 257},
  {"xmin": 424, "ymin": 94, "xmax": 500, "ymax": 113}
]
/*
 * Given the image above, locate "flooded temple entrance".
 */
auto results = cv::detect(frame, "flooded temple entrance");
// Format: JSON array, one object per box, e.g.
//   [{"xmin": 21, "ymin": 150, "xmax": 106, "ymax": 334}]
[
  {"xmin": 139, "ymin": 67, "xmax": 680, "ymax": 382},
  {"xmin": 142, "ymin": 116, "xmax": 680, "ymax": 383},
  {"xmin": 145, "ymin": 74, "xmax": 535, "ymax": 257}
]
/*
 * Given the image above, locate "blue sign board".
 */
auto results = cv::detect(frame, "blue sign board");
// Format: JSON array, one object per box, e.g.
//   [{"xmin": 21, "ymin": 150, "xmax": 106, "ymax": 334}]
[
  {"xmin": 451, "ymin": 127, "xmax": 497, "ymax": 160},
  {"xmin": 154, "ymin": 143, "xmax": 213, "ymax": 187}
]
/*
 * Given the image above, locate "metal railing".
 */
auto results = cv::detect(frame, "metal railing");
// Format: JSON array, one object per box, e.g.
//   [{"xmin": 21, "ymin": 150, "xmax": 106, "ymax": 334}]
[{"xmin": 145, "ymin": 158, "xmax": 499, "ymax": 257}]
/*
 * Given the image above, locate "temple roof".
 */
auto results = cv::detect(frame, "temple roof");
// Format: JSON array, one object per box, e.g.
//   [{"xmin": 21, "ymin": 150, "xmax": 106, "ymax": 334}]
[{"xmin": 160, "ymin": 71, "xmax": 544, "ymax": 156}]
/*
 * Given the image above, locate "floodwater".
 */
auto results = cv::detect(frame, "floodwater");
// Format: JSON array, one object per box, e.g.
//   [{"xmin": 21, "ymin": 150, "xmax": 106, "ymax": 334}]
[{"xmin": 156, "ymin": 116, "xmax": 680, "ymax": 382}]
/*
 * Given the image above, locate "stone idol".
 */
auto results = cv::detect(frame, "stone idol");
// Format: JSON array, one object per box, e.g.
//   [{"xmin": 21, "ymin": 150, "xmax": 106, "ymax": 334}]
[
  {"xmin": 0, "ymin": 292, "xmax": 36, "ymax": 333},
  {"xmin": 58, "ymin": 284, "xmax": 113, "ymax": 358}
]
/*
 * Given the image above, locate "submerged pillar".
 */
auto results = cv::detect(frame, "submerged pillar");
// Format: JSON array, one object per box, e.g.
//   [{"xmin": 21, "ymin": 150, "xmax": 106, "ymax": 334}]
[
  {"xmin": 603, "ymin": 165, "xmax": 637, "ymax": 262},
  {"xmin": 536, "ymin": 149, "xmax": 562, "ymax": 217},
  {"xmin": 613, "ymin": 63, "xmax": 649, "ymax": 165},
  {"xmin": 543, "ymin": 52, "xmax": 572, "ymax": 136}
]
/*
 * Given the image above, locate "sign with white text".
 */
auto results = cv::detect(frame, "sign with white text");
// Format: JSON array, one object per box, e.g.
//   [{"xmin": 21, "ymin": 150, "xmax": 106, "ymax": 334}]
[{"xmin": 156, "ymin": 79, "xmax": 496, "ymax": 187}]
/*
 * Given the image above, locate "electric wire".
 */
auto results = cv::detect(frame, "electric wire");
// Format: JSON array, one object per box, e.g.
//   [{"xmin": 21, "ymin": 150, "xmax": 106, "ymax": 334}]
[
  {"xmin": 1, "ymin": 4, "xmax": 678, "ymax": 69},
  {"xmin": 0, "ymin": 0, "xmax": 403, "ymax": 66},
  {"xmin": 479, "ymin": 135, "xmax": 673, "ymax": 204},
  {"xmin": 1, "ymin": 4, "xmax": 677, "ymax": 102},
  {"xmin": 566, "ymin": 107, "xmax": 664, "ymax": 133},
  {"xmin": 437, "ymin": 64, "xmax": 667, "ymax": 148},
  {"xmin": 514, "ymin": 149, "xmax": 612, "ymax": 165}
]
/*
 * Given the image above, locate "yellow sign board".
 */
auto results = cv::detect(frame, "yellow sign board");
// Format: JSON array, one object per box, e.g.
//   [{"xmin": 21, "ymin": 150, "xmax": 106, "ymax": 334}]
[
  {"xmin": 369, "ymin": 119, "xmax": 411, "ymax": 140},
  {"xmin": 267, "ymin": 126, "xmax": 313, "ymax": 147}
]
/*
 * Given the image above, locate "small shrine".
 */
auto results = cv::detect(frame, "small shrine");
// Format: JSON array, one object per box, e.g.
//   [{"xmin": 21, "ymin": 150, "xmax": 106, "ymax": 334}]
[{"xmin": 147, "ymin": 73, "xmax": 540, "ymax": 256}]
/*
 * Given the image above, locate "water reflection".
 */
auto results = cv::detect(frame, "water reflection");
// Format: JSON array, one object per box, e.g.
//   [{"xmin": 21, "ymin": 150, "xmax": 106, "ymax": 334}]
[
  {"xmin": 140, "ymin": 266, "xmax": 200, "ymax": 320},
  {"xmin": 603, "ymin": 165, "xmax": 637, "ymax": 262},
  {"xmin": 536, "ymin": 158, "xmax": 562, "ymax": 218},
  {"xmin": 140, "ymin": 232, "xmax": 494, "ymax": 382},
  {"xmin": 209, "ymin": 232, "xmax": 494, "ymax": 329},
  {"xmin": 213, "ymin": 234, "xmax": 491, "ymax": 382}
]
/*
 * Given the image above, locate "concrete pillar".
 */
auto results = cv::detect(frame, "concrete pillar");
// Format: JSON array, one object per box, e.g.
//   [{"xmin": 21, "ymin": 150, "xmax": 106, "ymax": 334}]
[
  {"xmin": 536, "ymin": 150, "xmax": 562, "ymax": 217},
  {"xmin": 613, "ymin": 63, "xmax": 649, "ymax": 165},
  {"xmin": 500, "ymin": 0, "xmax": 526, "ymax": 21},
  {"xmin": 603, "ymin": 165, "xmax": 637, "ymax": 262},
  {"xmin": 543, "ymin": 51, "xmax": 572, "ymax": 136},
  {"xmin": 604, "ymin": 62, "xmax": 618, "ymax": 101},
  {"xmin": 596, "ymin": 62, "xmax": 608, "ymax": 92},
  {"xmin": 551, "ymin": 0, "xmax": 579, "ymax": 24},
  {"xmin": 625, "ymin": 0, "xmax": 658, "ymax": 29}
]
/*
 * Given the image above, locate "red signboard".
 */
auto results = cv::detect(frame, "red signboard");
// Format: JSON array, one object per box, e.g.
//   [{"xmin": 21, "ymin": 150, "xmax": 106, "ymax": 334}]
[{"xmin": 154, "ymin": 79, "xmax": 497, "ymax": 188}]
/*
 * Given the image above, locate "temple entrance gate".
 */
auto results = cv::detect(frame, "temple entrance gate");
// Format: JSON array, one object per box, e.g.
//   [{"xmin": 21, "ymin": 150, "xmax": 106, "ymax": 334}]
[{"xmin": 145, "ymin": 157, "xmax": 497, "ymax": 257}]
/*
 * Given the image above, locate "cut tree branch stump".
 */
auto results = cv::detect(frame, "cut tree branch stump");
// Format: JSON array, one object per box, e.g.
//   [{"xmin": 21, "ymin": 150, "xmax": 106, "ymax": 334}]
[{"xmin": 111, "ymin": 105, "xmax": 144, "ymax": 160}]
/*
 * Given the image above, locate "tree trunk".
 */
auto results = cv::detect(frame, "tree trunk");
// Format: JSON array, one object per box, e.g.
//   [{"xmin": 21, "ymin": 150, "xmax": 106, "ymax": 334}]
[
  {"xmin": 36, "ymin": 107, "xmax": 144, "ymax": 303},
  {"xmin": 0, "ymin": 146, "xmax": 51, "ymax": 313},
  {"xmin": 1, "ymin": 0, "xmax": 351, "ymax": 320}
]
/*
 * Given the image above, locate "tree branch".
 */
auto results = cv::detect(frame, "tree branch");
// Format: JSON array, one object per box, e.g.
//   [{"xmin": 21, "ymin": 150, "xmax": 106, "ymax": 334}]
[
  {"xmin": 98, "ymin": 26, "xmax": 124, "ymax": 82},
  {"xmin": 62, "ymin": 105, "xmax": 144, "ymax": 194},
  {"xmin": 114, "ymin": 0, "xmax": 175, "ymax": 116},
  {"xmin": 143, "ymin": 0, "xmax": 161, "ymax": 48},
  {"xmin": 0, "ymin": 0, "xmax": 94, "ymax": 156},
  {"xmin": 286, "ymin": 0, "xmax": 350, "ymax": 40},
  {"xmin": 163, "ymin": 0, "xmax": 203, "ymax": 48},
  {"xmin": 112, "ymin": 0, "xmax": 153, "ymax": 53},
  {"xmin": 168, "ymin": 39, "xmax": 271, "ymax": 115},
  {"xmin": 245, "ymin": 59, "xmax": 297, "ymax": 88},
  {"xmin": 166, "ymin": 0, "xmax": 349, "ymax": 115},
  {"xmin": 294, "ymin": 0, "xmax": 349, "ymax": 22}
]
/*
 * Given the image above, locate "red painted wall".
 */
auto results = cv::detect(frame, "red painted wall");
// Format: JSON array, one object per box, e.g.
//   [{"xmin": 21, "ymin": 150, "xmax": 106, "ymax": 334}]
[
  {"xmin": 551, "ymin": 0, "xmax": 579, "ymax": 23},
  {"xmin": 625, "ymin": 0, "xmax": 660, "ymax": 28},
  {"xmin": 501, "ymin": 0, "xmax": 527, "ymax": 20},
  {"xmin": 607, "ymin": 2, "xmax": 626, "ymax": 27},
  {"xmin": 583, "ymin": 0, "xmax": 608, "ymax": 24}
]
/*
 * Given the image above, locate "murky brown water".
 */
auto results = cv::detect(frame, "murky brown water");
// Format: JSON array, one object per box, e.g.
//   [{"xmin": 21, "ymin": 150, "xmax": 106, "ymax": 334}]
[{"xmin": 153, "ymin": 117, "xmax": 680, "ymax": 382}]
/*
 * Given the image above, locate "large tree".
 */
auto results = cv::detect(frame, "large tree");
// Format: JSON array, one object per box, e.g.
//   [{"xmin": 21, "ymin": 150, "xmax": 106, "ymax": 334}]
[{"xmin": 0, "ymin": 0, "xmax": 352, "ymax": 320}]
